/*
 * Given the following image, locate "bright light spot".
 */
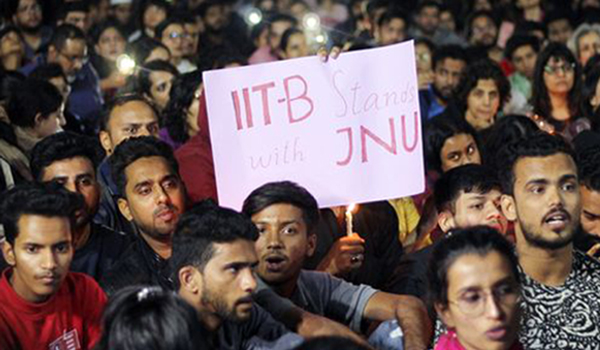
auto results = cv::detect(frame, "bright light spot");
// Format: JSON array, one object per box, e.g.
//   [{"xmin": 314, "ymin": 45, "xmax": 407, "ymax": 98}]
[
  {"xmin": 315, "ymin": 34, "xmax": 326, "ymax": 43},
  {"xmin": 303, "ymin": 13, "xmax": 320, "ymax": 30},
  {"xmin": 116, "ymin": 54, "xmax": 136, "ymax": 75},
  {"xmin": 246, "ymin": 8, "xmax": 263, "ymax": 25}
]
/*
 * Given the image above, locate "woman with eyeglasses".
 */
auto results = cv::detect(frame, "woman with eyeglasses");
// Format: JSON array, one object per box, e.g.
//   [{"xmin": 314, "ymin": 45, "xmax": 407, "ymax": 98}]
[
  {"xmin": 428, "ymin": 226, "xmax": 523, "ymax": 350},
  {"xmin": 530, "ymin": 43, "xmax": 589, "ymax": 142}
]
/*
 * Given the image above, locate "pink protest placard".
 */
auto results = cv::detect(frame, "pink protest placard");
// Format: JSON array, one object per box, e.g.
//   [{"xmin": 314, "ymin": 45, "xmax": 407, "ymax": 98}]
[{"xmin": 203, "ymin": 40, "xmax": 424, "ymax": 209}]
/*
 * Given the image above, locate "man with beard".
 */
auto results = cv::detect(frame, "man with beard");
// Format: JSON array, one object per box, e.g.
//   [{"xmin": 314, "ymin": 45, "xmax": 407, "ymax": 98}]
[
  {"xmin": 100, "ymin": 136, "xmax": 186, "ymax": 295},
  {"xmin": 173, "ymin": 202, "xmax": 304, "ymax": 350},
  {"xmin": 8, "ymin": 0, "xmax": 52, "ymax": 60},
  {"xmin": 499, "ymin": 132, "xmax": 600, "ymax": 348},
  {"xmin": 419, "ymin": 45, "xmax": 467, "ymax": 120},
  {"xmin": 20, "ymin": 24, "xmax": 103, "ymax": 135},
  {"xmin": 28, "ymin": 132, "xmax": 129, "ymax": 281}
]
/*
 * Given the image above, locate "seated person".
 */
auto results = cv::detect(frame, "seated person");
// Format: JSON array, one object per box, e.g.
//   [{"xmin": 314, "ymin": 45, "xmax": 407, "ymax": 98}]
[
  {"xmin": 428, "ymin": 226, "xmax": 523, "ymax": 350},
  {"xmin": 96, "ymin": 94, "xmax": 161, "ymax": 235},
  {"xmin": 242, "ymin": 181, "xmax": 431, "ymax": 350},
  {"xmin": 100, "ymin": 136, "xmax": 186, "ymax": 295},
  {"xmin": 386, "ymin": 164, "xmax": 508, "ymax": 298},
  {"xmin": 0, "ymin": 184, "xmax": 107, "ymax": 349},
  {"xmin": 172, "ymin": 202, "xmax": 303, "ymax": 349},
  {"xmin": 95, "ymin": 286, "xmax": 210, "ymax": 350},
  {"xmin": 29, "ymin": 132, "xmax": 130, "ymax": 280}
]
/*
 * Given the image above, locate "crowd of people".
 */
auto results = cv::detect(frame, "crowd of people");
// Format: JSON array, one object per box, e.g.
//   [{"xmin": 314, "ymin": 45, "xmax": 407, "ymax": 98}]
[{"xmin": 1, "ymin": 0, "xmax": 600, "ymax": 349}]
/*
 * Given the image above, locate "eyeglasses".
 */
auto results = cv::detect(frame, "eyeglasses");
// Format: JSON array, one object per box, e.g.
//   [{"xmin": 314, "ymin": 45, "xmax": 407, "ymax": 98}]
[
  {"xmin": 167, "ymin": 32, "xmax": 189, "ymax": 40},
  {"xmin": 58, "ymin": 51, "xmax": 89, "ymax": 65},
  {"xmin": 544, "ymin": 62, "xmax": 576, "ymax": 75},
  {"xmin": 449, "ymin": 283, "xmax": 521, "ymax": 317}
]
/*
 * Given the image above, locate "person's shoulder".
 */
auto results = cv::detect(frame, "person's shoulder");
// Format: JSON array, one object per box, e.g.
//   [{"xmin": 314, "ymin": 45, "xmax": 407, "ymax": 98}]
[
  {"xmin": 574, "ymin": 250, "xmax": 600, "ymax": 275},
  {"xmin": 63, "ymin": 272, "xmax": 106, "ymax": 300}
]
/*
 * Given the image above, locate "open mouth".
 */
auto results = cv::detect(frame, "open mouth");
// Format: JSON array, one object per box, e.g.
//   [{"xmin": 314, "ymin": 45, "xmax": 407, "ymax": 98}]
[
  {"xmin": 264, "ymin": 255, "xmax": 286, "ymax": 272},
  {"xmin": 543, "ymin": 210, "xmax": 570, "ymax": 232}
]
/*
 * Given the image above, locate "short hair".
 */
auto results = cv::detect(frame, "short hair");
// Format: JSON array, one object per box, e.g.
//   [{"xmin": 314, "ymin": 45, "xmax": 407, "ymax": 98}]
[
  {"xmin": 543, "ymin": 10, "xmax": 572, "ymax": 29},
  {"xmin": 377, "ymin": 8, "xmax": 408, "ymax": 29},
  {"xmin": 465, "ymin": 10, "xmax": 498, "ymax": 42},
  {"xmin": 0, "ymin": 183, "xmax": 82, "ymax": 245},
  {"xmin": 30, "ymin": 131, "xmax": 104, "ymax": 181},
  {"xmin": 455, "ymin": 59, "xmax": 511, "ymax": 113},
  {"xmin": 6, "ymin": 79, "xmax": 62, "ymax": 128},
  {"xmin": 266, "ymin": 13, "xmax": 298, "ymax": 27},
  {"xmin": 172, "ymin": 200, "xmax": 259, "ymax": 289},
  {"xmin": 163, "ymin": 71, "xmax": 203, "ymax": 144},
  {"xmin": 497, "ymin": 132, "xmax": 576, "ymax": 195},
  {"xmin": 427, "ymin": 226, "xmax": 519, "ymax": 308},
  {"xmin": 49, "ymin": 24, "xmax": 87, "ymax": 52},
  {"xmin": 432, "ymin": 44, "xmax": 467, "ymax": 71},
  {"xmin": 513, "ymin": 20, "xmax": 546, "ymax": 38},
  {"xmin": 567, "ymin": 23, "xmax": 600, "ymax": 60},
  {"xmin": 434, "ymin": 164, "xmax": 501, "ymax": 213},
  {"xmin": 136, "ymin": 59, "xmax": 179, "ymax": 96},
  {"xmin": 57, "ymin": 1, "xmax": 89, "ymax": 22},
  {"xmin": 416, "ymin": 0, "xmax": 441, "ymax": 14},
  {"xmin": 154, "ymin": 18, "xmax": 185, "ymax": 40},
  {"xmin": 128, "ymin": 37, "xmax": 170, "ymax": 65},
  {"xmin": 90, "ymin": 18, "xmax": 126, "ymax": 45},
  {"xmin": 424, "ymin": 114, "xmax": 479, "ymax": 173},
  {"xmin": 29, "ymin": 63, "xmax": 67, "ymax": 82},
  {"xmin": 139, "ymin": 0, "xmax": 171, "ymax": 29},
  {"xmin": 95, "ymin": 286, "xmax": 209, "ymax": 350},
  {"xmin": 504, "ymin": 35, "xmax": 540, "ymax": 61},
  {"xmin": 99, "ymin": 93, "xmax": 158, "ymax": 132},
  {"xmin": 480, "ymin": 114, "xmax": 540, "ymax": 169},
  {"xmin": 241, "ymin": 181, "xmax": 320, "ymax": 234},
  {"xmin": 577, "ymin": 143, "xmax": 600, "ymax": 190},
  {"xmin": 531, "ymin": 43, "xmax": 581, "ymax": 121},
  {"xmin": 109, "ymin": 136, "xmax": 180, "ymax": 197}
]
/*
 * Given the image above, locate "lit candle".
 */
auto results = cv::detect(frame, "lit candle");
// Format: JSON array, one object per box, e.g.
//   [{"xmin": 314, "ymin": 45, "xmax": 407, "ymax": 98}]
[{"xmin": 345, "ymin": 204, "xmax": 355, "ymax": 237}]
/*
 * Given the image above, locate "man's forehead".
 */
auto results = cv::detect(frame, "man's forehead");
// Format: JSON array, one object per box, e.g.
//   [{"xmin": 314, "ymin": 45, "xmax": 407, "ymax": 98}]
[
  {"xmin": 209, "ymin": 240, "xmax": 258, "ymax": 264},
  {"xmin": 127, "ymin": 156, "xmax": 173, "ymax": 180},
  {"xmin": 514, "ymin": 154, "xmax": 577, "ymax": 181},
  {"xmin": 110, "ymin": 101, "xmax": 157, "ymax": 124},
  {"xmin": 43, "ymin": 156, "xmax": 95, "ymax": 177}
]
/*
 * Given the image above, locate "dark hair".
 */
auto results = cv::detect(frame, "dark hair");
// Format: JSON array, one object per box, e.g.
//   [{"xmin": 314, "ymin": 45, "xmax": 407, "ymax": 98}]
[
  {"xmin": 416, "ymin": 0, "xmax": 441, "ymax": 14},
  {"xmin": 90, "ymin": 18, "xmax": 126, "ymax": 45},
  {"xmin": 582, "ymin": 64, "xmax": 600, "ymax": 119},
  {"xmin": 465, "ymin": 10, "xmax": 498, "ymax": 42},
  {"xmin": 497, "ymin": 132, "xmax": 576, "ymax": 195},
  {"xmin": 504, "ymin": 35, "xmax": 540, "ymax": 61},
  {"xmin": 49, "ymin": 24, "xmax": 86, "ymax": 52},
  {"xmin": 99, "ymin": 93, "xmax": 158, "ymax": 131},
  {"xmin": 531, "ymin": 43, "xmax": 582, "ymax": 123},
  {"xmin": 95, "ymin": 286, "xmax": 209, "ymax": 350},
  {"xmin": 427, "ymin": 226, "xmax": 519, "ymax": 307},
  {"xmin": 6, "ymin": 79, "xmax": 62, "ymax": 128},
  {"xmin": 0, "ymin": 183, "xmax": 81, "ymax": 245},
  {"xmin": 137, "ymin": 59, "xmax": 179, "ymax": 96},
  {"xmin": 513, "ymin": 20, "xmax": 546, "ymax": 38},
  {"xmin": 163, "ymin": 71, "xmax": 202, "ymax": 144},
  {"xmin": 172, "ymin": 200, "xmax": 259, "ymax": 289},
  {"xmin": 0, "ymin": 26, "xmax": 23, "ymax": 50},
  {"xmin": 480, "ymin": 114, "xmax": 540, "ymax": 169},
  {"xmin": 155, "ymin": 18, "xmax": 185, "ymax": 40},
  {"xmin": 129, "ymin": 37, "xmax": 170, "ymax": 65},
  {"xmin": 543, "ymin": 10, "xmax": 572, "ymax": 29},
  {"xmin": 377, "ymin": 8, "xmax": 408, "ymax": 29},
  {"xmin": 29, "ymin": 63, "xmax": 67, "ymax": 82},
  {"xmin": 279, "ymin": 27, "xmax": 304, "ymax": 52},
  {"xmin": 30, "ymin": 131, "xmax": 104, "ymax": 181},
  {"xmin": 6, "ymin": 0, "xmax": 42, "ymax": 18},
  {"xmin": 294, "ymin": 336, "xmax": 370, "ymax": 350},
  {"xmin": 241, "ymin": 181, "xmax": 320, "ymax": 234},
  {"xmin": 432, "ymin": 44, "xmax": 467, "ymax": 71},
  {"xmin": 109, "ymin": 136, "xmax": 180, "ymax": 197},
  {"xmin": 434, "ymin": 164, "xmax": 501, "ymax": 213},
  {"xmin": 455, "ymin": 59, "xmax": 511, "ymax": 114},
  {"xmin": 140, "ymin": 0, "xmax": 171, "ymax": 31},
  {"xmin": 0, "ymin": 70, "xmax": 25, "ymax": 103},
  {"xmin": 266, "ymin": 13, "xmax": 298, "ymax": 28},
  {"xmin": 424, "ymin": 114, "xmax": 479, "ymax": 173},
  {"xmin": 577, "ymin": 142, "xmax": 600, "ymax": 190},
  {"xmin": 57, "ymin": 1, "xmax": 89, "ymax": 22}
]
